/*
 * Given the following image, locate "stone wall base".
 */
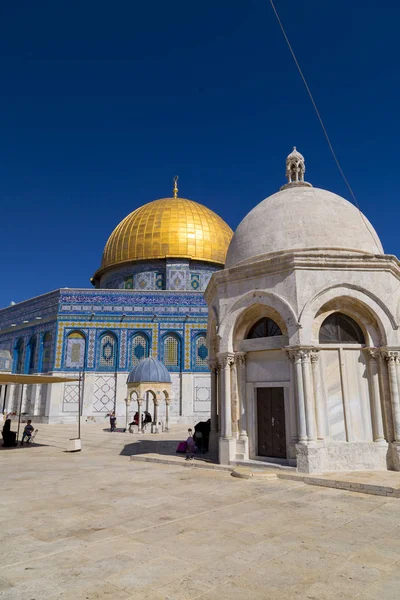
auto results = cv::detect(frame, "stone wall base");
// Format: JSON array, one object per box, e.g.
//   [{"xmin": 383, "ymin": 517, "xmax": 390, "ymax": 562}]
[
  {"xmin": 296, "ymin": 441, "xmax": 389, "ymax": 474},
  {"xmin": 219, "ymin": 437, "xmax": 236, "ymax": 464},
  {"xmin": 235, "ymin": 436, "xmax": 249, "ymax": 461},
  {"xmin": 389, "ymin": 442, "xmax": 400, "ymax": 471}
]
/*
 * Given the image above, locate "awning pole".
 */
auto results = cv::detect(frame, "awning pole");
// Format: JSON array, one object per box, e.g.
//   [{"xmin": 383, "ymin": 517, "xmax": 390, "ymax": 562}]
[
  {"xmin": 2, "ymin": 384, "xmax": 7, "ymax": 413},
  {"xmin": 78, "ymin": 371, "xmax": 82, "ymax": 440},
  {"xmin": 17, "ymin": 384, "xmax": 24, "ymax": 442}
]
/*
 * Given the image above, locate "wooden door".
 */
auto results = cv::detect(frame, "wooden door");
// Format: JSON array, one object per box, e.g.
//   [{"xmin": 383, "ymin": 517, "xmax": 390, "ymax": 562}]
[{"xmin": 257, "ymin": 387, "xmax": 286, "ymax": 458}]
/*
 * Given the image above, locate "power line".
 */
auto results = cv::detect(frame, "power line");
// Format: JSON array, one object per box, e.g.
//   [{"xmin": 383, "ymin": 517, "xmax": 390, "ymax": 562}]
[{"xmin": 269, "ymin": 0, "xmax": 381, "ymax": 254}]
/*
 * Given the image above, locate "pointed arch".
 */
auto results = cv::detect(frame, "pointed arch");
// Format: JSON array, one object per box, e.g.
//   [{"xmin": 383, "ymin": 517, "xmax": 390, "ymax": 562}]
[
  {"xmin": 218, "ymin": 290, "xmax": 299, "ymax": 353},
  {"xmin": 299, "ymin": 284, "xmax": 397, "ymax": 346}
]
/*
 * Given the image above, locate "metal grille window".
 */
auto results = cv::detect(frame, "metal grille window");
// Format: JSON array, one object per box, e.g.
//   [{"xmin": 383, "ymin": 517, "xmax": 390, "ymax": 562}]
[
  {"xmin": 195, "ymin": 335, "xmax": 208, "ymax": 367},
  {"xmin": 246, "ymin": 318, "xmax": 282, "ymax": 339},
  {"xmin": 131, "ymin": 334, "xmax": 149, "ymax": 366},
  {"xmin": 163, "ymin": 335, "xmax": 179, "ymax": 367},
  {"xmin": 319, "ymin": 313, "xmax": 365, "ymax": 344},
  {"xmin": 42, "ymin": 332, "xmax": 53, "ymax": 373},
  {"xmin": 99, "ymin": 334, "xmax": 117, "ymax": 369}
]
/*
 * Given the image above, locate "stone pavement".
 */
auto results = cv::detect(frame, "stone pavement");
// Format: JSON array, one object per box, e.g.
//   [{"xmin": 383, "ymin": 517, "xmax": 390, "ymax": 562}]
[{"xmin": 1, "ymin": 424, "xmax": 400, "ymax": 599}]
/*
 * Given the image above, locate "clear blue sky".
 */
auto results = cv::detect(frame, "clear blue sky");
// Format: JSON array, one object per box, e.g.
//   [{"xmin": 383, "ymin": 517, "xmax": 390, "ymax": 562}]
[{"xmin": 1, "ymin": 0, "xmax": 399, "ymax": 307}]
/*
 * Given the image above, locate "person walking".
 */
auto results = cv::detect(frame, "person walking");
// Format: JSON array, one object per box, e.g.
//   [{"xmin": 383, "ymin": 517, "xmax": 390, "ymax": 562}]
[
  {"xmin": 109, "ymin": 412, "xmax": 117, "ymax": 432},
  {"xmin": 185, "ymin": 428, "xmax": 196, "ymax": 461}
]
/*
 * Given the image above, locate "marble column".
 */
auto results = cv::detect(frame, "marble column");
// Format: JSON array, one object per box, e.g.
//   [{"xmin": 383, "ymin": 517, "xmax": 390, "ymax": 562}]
[
  {"xmin": 137, "ymin": 397, "xmax": 143, "ymax": 434},
  {"xmin": 302, "ymin": 350, "xmax": 316, "ymax": 442},
  {"xmin": 384, "ymin": 351, "xmax": 400, "ymax": 442},
  {"xmin": 124, "ymin": 397, "xmax": 131, "ymax": 432},
  {"xmin": 208, "ymin": 360, "xmax": 218, "ymax": 435},
  {"xmin": 235, "ymin": 352, "xmax": 247, "ymax": 439},
  {"xmin": 165, "ymin": 399, "xmax": 170, "ymax": 432},
  {"xmin": 366, "ymin": 349, "xmax": 385, "ymax": 442},
  {"xmin": 218, "ymin": 354, "xmax": 234, "ymax": 439},
  {"xmin": 310, "ymin": 351, "xmax": 324, "ymax": 441},
  {"xmin": 153, "ymin": 398, "xmax": 160, "ymax": 434},
  {"xmin": 287, "ymin": 349, "xmax": 307, "ymax": 443}
]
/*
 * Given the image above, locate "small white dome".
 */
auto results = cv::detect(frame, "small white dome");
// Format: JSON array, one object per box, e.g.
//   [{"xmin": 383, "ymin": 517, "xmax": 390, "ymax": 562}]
[
  {"xmin": 225, "ymin": 186, "xmax": 383, "ymax": 269},
  {"xmin": 287, "ymin": 146, "xmax": 304, "ymax": 161}
]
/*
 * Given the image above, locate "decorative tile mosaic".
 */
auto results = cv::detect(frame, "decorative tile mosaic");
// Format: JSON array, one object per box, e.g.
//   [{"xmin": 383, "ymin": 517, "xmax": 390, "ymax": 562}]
[
  {"xmin": 119, "ymin": 329, "xmax": 127, "ymax": 368},
  {"xmin": 155, "ymin": 272, "xmax": 164, "ymax": 289},
  {"xmin": 65, "ymin": 336, "xmax": 85, "ymax": 369},
  {"xmin": 191, "ymin": 273, "xmax": 200, "ymax": 290},
  {"xmin": 87, "ymin": 329, "xmax": 96, "ymax": 369}
]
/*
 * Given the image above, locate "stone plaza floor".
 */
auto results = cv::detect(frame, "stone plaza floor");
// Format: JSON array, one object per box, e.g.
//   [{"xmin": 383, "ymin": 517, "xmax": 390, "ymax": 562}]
[{"xmin": 1, "ymin": 424, "xmax": 400, "ymax": 599}]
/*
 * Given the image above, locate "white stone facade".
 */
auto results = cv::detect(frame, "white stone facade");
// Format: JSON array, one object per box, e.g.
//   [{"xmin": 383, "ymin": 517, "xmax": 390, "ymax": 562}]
[
  {"xmin": 206, "ymin": 150, "xmax": 400, "ymax": 473},
  {"xmin": 2, "ymin": 371, "xmax": 210, "ymax": 428}
]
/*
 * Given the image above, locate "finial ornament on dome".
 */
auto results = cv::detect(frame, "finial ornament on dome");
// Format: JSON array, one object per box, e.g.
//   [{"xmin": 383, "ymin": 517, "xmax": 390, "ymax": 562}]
[
  {"xmin": 173, "ymin": 175, "xmax": 179, "ymax": 198},
  {"xmin": 280, "ymin": 146, "xmax": 312, "ymax": 191}
]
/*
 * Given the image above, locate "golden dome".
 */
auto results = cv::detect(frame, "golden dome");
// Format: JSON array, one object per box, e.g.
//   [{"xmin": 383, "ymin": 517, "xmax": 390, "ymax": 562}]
[{"xmin": 97, "ymin": 197, "xmax": 233, "ymax": 274}]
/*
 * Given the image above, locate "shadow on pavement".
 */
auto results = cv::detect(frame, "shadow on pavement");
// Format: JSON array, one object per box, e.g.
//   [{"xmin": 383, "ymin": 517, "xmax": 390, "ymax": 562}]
[
  {"xmin": 120, "ymin": 438, "xmax": 217, "ymax": 464},
  {"xmin": 0, "ymin": 442, "xmax": 49, "ymax": 451}
]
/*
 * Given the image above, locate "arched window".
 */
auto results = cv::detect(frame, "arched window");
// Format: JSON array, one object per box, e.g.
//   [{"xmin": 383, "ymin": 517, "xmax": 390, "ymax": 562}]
[
  {"xmin": 27, "ymin": 335, "xmax": 37, "ymax": 374},
  {"xmin": 99, "ymin": 332, "xmax": 117, "ymax": 370},
  {"xmin": 41, "ymin": 332, "xmax": 53, "ymax": 373},
  {"xmin": 319, "ymin": 313, "xmax": 365, "ymax": 344},
  {"xmin": 163, "ymin": 334, "xmax": 181, "ymax": 369},
  {"xmin": 65, "ymin": 331, "xmax": 86, "ymax": 369},
  {"xmin": 131, "ymin": 334, "xmax": 149, "ymax": 367},
  {"xmin": 13, "ymin": 338, "xmax": 24, "ymax": 374},
  {"xmin": 193, "ymin": 334, "xmax": 208, "ymax": 369},
  {"xmin": 246, "ymin": 317, "xmax": 282, "ymax": 339}
]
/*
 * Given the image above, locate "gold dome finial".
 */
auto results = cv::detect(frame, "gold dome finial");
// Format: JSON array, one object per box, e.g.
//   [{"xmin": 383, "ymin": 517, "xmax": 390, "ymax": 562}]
[{"xmin": 173, "ymin": 175, "xmax": 179, "ymax": 198}]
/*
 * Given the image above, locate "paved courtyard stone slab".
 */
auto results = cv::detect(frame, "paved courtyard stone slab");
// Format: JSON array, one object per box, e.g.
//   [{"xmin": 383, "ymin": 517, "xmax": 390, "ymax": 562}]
[{"xmin": 2, "ymin": 423, "xmax": 400, "ymax": 599}]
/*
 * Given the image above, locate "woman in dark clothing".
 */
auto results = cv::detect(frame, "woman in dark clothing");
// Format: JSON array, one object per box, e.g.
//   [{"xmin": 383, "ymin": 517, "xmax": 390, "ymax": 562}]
[{"xmin": 2, "ymin": 419, "xmax": 17, "ymax": 447}]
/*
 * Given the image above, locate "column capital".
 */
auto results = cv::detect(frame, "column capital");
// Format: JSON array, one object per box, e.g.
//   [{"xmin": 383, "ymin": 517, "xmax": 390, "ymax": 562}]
[
  {"xmin": 165, "ymin": 399, "xmax": 171, "ymax": 406},
  {"xmin": 363, "ymin": 347, "xmax": 380, "ymax": 361},
  {"xmin": 207, "ymin": 358, "xmax": 218, "ymax": 372},
  {"xmin": 125, "ymin": 397, "xmax": 131, "ymax": 405},
  {"xmin": 382, "ymin": 350, "xmax": 400, "ymax": 364},
  {"xmin": 234, "ymin": 352, "xmax": 247, "ymax": 367},
  {"xmin": 137, "ymin": 397, "xmax": 144, "ymax": 406},
  {"xmin": 285, "ymin": 347, "xmax": 318, "ymax": 363},
  {"xmin": 285, "ymin": 348, "xmax": 303, "ymax": 363},
  {"xmin": 217, "ymin": 353, "xmax": 235, "ymax": 369}
]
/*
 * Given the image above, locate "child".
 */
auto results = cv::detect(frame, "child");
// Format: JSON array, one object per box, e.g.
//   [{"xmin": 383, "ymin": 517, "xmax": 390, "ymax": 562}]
[
  {"xmin": 21, "ymin": 420, "xmax": 34, "ymax": 444},
  {"xmin": 185, "ymin": 428, "xmax": 196, "ymax": 461}
]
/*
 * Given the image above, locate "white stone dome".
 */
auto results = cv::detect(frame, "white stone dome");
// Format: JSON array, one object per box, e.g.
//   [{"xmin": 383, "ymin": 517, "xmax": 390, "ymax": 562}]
[{"xmin": 226, "ymin": 185, "xmax": 383, "ymax": 269}]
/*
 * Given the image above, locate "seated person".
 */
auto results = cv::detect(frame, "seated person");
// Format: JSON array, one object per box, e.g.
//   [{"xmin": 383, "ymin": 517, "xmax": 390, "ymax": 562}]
[
  {"xmin": 2, "ymin": 419, "xmax": 17, "ymax": 447},
  {"xmin": 142, "ymin": 411, "xmax": 152, "ymax": 431},
  {"xmin": 21, "ymin": 420, "xmax": 34, "ymax": 445},
  {"xmin": 128, "ymin": 412, "xmax": 139, "ymax": 433}
]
